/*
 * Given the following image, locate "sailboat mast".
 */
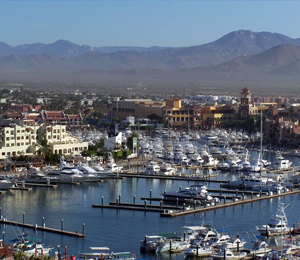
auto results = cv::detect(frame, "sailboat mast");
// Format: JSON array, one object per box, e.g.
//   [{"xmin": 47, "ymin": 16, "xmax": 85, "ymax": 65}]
[{"xmin": 260, "ymin": 109, "xmax": 263, "ymax": 173}]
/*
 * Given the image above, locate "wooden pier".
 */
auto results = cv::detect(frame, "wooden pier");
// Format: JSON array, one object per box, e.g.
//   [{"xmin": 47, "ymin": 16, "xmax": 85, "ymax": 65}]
[{"xmin": 0, "ymin": 218, "xmax": 85, "ymax": 237}]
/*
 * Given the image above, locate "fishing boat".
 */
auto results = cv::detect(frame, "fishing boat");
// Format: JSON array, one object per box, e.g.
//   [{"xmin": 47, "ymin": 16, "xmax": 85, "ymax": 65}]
[
  {"xmin": 156, "ymin": 239, "xmax": 190, "ymax": 253},
  {"xmin": 256, "ymin": 203, "xmax": 292, "ymax": 236},
  {"xmin": 223, "ymin": 173, "xmax": 276, "ymax": 190},
  {"xmin": 162, "ymin": 185, "xmax": 218, "ymax": 204},
  {"xmin": 242, "ymin": 240, "xmax": 272, "ymax": 258},
  {"xmin": 212, "ymin": 247, "xmax": 247, "ymax": 260},
  {"xmin": 184, "ymin": 244, "xmax": 214, "ymax": 257},
  {"xmin": 213, "ymin": 236, "xmax": 247, "ymax": 250},
  {"xmin": 273, "ymin": 151, "xmax": 292, "ymax": 171}
]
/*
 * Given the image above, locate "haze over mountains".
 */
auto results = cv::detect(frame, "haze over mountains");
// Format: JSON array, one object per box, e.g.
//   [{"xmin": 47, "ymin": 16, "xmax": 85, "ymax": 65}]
[{"xmin": 1, "ymin": 29, "xmax": 300, "ymax": 95}]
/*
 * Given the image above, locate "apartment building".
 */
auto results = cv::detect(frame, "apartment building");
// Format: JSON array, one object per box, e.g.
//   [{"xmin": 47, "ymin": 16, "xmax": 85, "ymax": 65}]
[{"xmin": 0, "ymin": 123, "xmax": 88, "ymax": 159}]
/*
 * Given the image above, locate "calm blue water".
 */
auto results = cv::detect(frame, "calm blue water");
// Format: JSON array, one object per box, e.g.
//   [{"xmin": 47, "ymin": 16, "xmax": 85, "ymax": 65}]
[{"xmin": 0, "ymin": 152, "xmax": 300, "ymax": 259}]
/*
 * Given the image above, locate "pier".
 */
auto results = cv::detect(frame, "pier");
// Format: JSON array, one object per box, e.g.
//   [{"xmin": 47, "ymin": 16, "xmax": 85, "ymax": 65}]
[
  {"xmin": 0, "ymin": 211, "xmax": 85, "ymax": 237},
  {"xmin": 93, "ymin": 188, "xmax": 300, "ymax": 218}
]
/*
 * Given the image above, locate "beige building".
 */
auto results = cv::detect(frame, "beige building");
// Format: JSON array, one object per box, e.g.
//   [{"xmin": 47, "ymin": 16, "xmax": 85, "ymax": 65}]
[
  {"xmin": 112, "ymin": 99, "xmax": 165, "ymax": 120},
  {"xmin": 0, "ymin": 123, "xmax": 88, "ymax": 159}
]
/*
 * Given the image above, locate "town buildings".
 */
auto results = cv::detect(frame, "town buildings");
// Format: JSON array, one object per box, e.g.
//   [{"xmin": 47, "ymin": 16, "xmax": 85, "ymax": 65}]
[{"xmin": 0, "ymin": 121, "xmax": 88, "ymax": 159}]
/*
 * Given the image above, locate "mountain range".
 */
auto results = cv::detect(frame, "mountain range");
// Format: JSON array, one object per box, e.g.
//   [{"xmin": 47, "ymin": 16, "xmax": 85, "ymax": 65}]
[{"xmin": 1, "ymin": 30, "xmax": 300, "ymax": 95}]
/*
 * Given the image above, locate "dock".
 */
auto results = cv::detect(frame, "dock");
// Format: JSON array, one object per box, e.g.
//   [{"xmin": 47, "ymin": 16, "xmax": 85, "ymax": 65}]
[
  {"xmin": 160, "ymin": 188, "xmax": 300, "ymax": 217},
  {"xmin": 93, "ymin": 188, "xmax": 300, "ymax": 217},
  {"xmin": 16, "ymin": 182, "xmax": 58, "ymax": 188},
  {"xmin": 0, "ymin": 218, "xmax": 85, "ymax": 237},
  {"xmin": 119, "ymin": 172, "xmax": 220, "ymax": 182}
]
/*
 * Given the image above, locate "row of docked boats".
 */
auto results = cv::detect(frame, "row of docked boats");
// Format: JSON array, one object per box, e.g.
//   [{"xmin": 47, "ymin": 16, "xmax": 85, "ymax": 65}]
[
  {"xmin": 137, "ymin": 128, "xmax": 293, "ymax": 172},
  {"xmin": 0, "ymin": 156, "xmax": 124, "ymax": 189},
  {"xmin": 140, "ymin": 203, "xmax": 300, "ymax": 259},
  {"xmin": 222, "ymin": 173, "xmax": 293, "ymax": 193}
]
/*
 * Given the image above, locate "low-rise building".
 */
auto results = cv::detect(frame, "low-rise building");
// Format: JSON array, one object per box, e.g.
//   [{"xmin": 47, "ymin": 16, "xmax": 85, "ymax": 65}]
[{"xmin": 0, "ymin": 122, "xmax": 88, "ymax": 159}]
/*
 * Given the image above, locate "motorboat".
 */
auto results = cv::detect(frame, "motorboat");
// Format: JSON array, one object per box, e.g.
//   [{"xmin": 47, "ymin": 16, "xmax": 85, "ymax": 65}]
[
  {"xmin": 159, "ymin": 163, "xmax": 176, "ymax": 176},
  {"xmin": 212, "ymin": 247, "xmax": 247, "ymax": 260},
  {"xmin": 75, "ymin": 164, "xmax": 104, "ymax": 181},
  {"xmin": 223, "ymin": 174, "xmax": 276, "ymax": 190},
  {"xmin": 273, "ymin": 151, "xmax": 292, "ymax": 170},
  {"xmin": 213, "ymin": 236, "xmax": 247, "ymax": 250},
  {"xmin": 13, "ymin": 236, "xmax": 53, "ymax": 257},
  {"xmin": 156, "ymin": 239, "xmax": 190, "ymax": 253},
  {"xmin": 61, "ymin": 165, "xmax": 99, "ymax": 182},
  {"xmin": 140, "ymin": 235, "xmax": 164, "ymax": 253},
  {"xmin": 252, "ymin": 182, "xmax": 286, "ymax": 193},
  {"xmin": 162, "ymin": 185, "xmax": 217, "ymax": 204},
  {"xmin": 141, "ymin": 161, "xmax": 160, "ymax": 175},
  {"xmin": 0, "ymin": 176, "xmax": 14, "ymax": 190},
  {"xmin": 22, "ymin": 171, "xmax": 60, "ymax": 185},
  {"xmin": 256, "ymin": 203, "xmax": 292, "ymax": 236},
  {"xmin": 45, "ymin": 168, "xmax": 86, "ymax": 184},
  {"xmin": 79, "ymin": 247, "xmax": 136, "ymax": 260},
  {"xmin": 242, "ymin": 240, "xmax": 272, "ymax": 258},
  {"xmin": 184, "ymin": 244, "xmax": 214, "ymax": 257},
  {"xmin": 22, "ymin": 165, "xmax": 60, "ymax": 184}
]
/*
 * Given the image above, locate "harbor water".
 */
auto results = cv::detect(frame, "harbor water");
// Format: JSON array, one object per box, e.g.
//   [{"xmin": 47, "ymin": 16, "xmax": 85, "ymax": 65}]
[{"xmin": 1, "ymin": 152, "xmax": 300, "ymax": 259}]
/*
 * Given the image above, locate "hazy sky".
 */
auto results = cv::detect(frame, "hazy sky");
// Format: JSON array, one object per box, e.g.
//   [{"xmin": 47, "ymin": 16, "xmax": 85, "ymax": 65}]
[{"xmin": 1, "ymin": 1, "xmax": 299, "ymax": 47}]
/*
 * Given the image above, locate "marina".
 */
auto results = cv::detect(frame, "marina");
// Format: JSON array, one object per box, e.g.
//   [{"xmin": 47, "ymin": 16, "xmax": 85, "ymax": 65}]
[{"xmin": 0, "ymin": 130, "xmax": 300, "ymax": 259}]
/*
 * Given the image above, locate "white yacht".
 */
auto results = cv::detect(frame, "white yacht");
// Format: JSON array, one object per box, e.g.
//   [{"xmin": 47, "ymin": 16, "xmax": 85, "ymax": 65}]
[
  {"xmin": 142, "ymin": 161, "xmax": 160, "ymax": 175},
  {"xmin": 273, "ymin": 151, "xmax": 292, "ymax": 170},
  {"xmin": 162, "ymin": 185, "xmax": 217, "ymax": 204},
  {"xmin": 256, "ymin": 203, "xmax": 291, "ymax": 236},
  {"xmin": 75, "ymin": 164, "xmax": 104, "ymax": 181},
  {"xmin": 60, "ymin": 165, "xmax": 99, "ymax": 182},
  {"xmin": 223, "ymin": 174, "xmax": 276, "ymax": 189},
  {"xmin": 160, "ymin": 163, "xmax": 176, "ymax": 176},
  {"xmin": 45, "ymin": 168, "xmax": 86, "ymax": 183}
]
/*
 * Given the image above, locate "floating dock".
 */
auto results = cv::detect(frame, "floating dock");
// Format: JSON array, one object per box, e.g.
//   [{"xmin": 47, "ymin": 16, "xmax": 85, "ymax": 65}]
[
  {"xmin": 93, "ymin": 188, "xmax": 300, "ymax": 217},
  {"xmin": 0, "ymin": 218, "xmax": 85, "ymax": 237}
]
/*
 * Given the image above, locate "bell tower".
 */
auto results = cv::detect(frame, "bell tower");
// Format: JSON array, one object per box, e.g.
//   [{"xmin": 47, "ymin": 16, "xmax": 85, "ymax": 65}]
[{"xmin": 240, "ymin": 87, "xmax": 251, "ymax": 105}]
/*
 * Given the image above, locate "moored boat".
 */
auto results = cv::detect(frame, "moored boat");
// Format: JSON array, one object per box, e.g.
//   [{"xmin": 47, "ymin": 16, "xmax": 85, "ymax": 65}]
[{"xmin": 256, "ymin": 203, "xmax": 292, "ymax": 236}]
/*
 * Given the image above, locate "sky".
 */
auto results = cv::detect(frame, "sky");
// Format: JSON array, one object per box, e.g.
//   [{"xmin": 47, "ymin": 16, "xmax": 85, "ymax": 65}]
[{"xmin": 1, "ymin": 0, "xmax": 300, "ymax": 48}]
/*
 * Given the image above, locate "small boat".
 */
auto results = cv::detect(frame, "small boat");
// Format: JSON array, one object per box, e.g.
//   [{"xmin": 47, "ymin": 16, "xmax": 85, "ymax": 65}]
[
  {"xmin": 256, "ymin": 203, "xmax": 292, "ymax": 236},
  {"xmin": 242, "ymin": 240, "xmax": 272, "ymax": 258},
  {"xmin": 140, "ymin": 235, "xmax": 164, "ymax": 253},
  {"xmin": 156, "ymin": 239, "xmax": 190, "ymax": 253},
  {"xmin": 212, "ymin": 247, "xmax": 247, "ymax": 260},
  {"xmin": 184, "ymin": 244, "xmax": 214, "ymax": 257},
  {"xmin": 0, "ymin": 176, "xmax": 14, "ymax": 190},
  {"xmin": 13, "ymin": 236, "xmax": 53, "ymax": 256},
  {"xmin": 79, "ymin": 247, "xmax": 136, "ymax": 260}
]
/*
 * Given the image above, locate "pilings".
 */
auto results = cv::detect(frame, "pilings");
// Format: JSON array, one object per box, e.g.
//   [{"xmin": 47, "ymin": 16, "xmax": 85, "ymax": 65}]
[
  {"xmin": 94, "ymin": 188, "xmax": 300, "ymax": 218},
  {"xmin": 0, "ymin": 212, "xmax": 85, "ymax": 237}
]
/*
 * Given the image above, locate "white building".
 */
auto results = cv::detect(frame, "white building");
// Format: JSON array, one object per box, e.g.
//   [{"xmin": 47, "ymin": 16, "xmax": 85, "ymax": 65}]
[
  {"xmin": 0, "ymin": 123, "xmax": 88, "ymax": 159},
  {"xmin": 104, "ymin": 132, "xmax": 123, "ymax": 151}
]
